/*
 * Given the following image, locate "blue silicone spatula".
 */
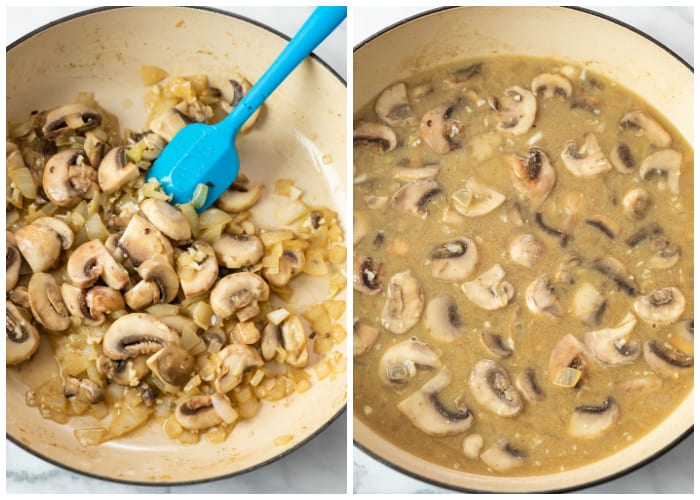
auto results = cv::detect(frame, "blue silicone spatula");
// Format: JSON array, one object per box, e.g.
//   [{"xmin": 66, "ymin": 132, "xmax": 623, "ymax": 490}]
[{"xmin": 146, "ymin": 7, "xmax": 346, "ymax": 211}]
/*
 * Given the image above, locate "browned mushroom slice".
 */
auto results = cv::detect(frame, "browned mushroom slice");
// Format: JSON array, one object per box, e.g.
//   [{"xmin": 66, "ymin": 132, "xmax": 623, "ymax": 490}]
[
  {"xmin": 633, "ymin": 287, "xmax": 685, "ymax": 325},
  {"xmin": 42, "ymin": 103, "xmax": 102, "ymax": 138},
  {"xmin": 27, "ymin": 272, "xmax": 70, "ymax": 331},
  {"xmin": 424, "ymin": 296, "xmax": 464, "ymax": 343},
  {"xmin": 6, "ymin": 232, "xmax": 22, "ymax": 291},
  {"xmin": 584, "ymin": 312, "xmax": 640, "ymax": 366},
  {"xmin": 469, "ymin": 359, "xmax": 522, "ymax": 417},
  {"xmin": 568, "ymin": 398, "xmax": 619, "ymax": 439},
  {"xmin": 97, "ymin": 355, "xmax": 150, "ymax": 386},
  {"xmin": 643, "ymin": 340, "xmax": 693, "ymax": 377},
  {"xmin": 619, "ymin": 111, "xmax": 671, "ymax": 147},
  {"xmin": 381, "ymin": 271, "xmax": 424, "ymax": 334},
  {"xmin": 97, "ymin": 146, "xmax": 140, "ymax": 194},
  {"xmin": 493, "ymin": 86, "xmax": 537, "ymax": 136},
  {"xmin": 397, "ymin": 368, "xmax": 473, "ymax": 436},
  {"xmin": 378, "ymin": 339, "xmax": 440, "ymax": 387},
  {"xmin": 480, "ymin": 438, "xmax": 526, "ymax": 472},
  {"xmin": 353, "ymin": 320, "xmax": 381, "ymax": 357},
  {"xmin": 593, "ymin": 256, "xmax": 639, "ymax": 296},
  {"xmin": 622, "ymin": 187, "xmax": 652, "ymax": 220},
  {"xmin": 531, "ymin": 72, "xmax": 572, "ymax": 99},
  {"xmin": 118, "ymin": 214, "xmax": 174, "ymax": 267},
  {"xmin": 504, "ymin": 147, "xmax": 556, "ymax": 206},
  {"xmin": 6, "ymin": 301, "xmax": 41, "ymax": 366},
  {"xmin": 525, "ymin": 274, "xmax": 562, "ymax": 318},
  {"xmin": 419, "ymin": 104, "xmax": 463, "ymax": 154},
  {"xmin": 353, "ymin": 121, "xmax": 397, "ymax": 153},
  {"xmin": 102, "ymin": 313, "xmax": 179, "ymax": 360},
  {"xmin": 390, "ymin": 180, "xmax": 442, "ymax": 218},
  {"xmin": 461, "ymin": 264, "xmax": 514, "ymax": 311},
  {"xmin": 639, "ymin": 149, "xmax": 682, "ymax": 195},
  {"xmin": 429, "ymin": 237, "xmax": 478, "ymax": 282},
  {"xmin": 214, "ymin": 343, "xmax": 264, "ymax": 393},
  {"xmin": 209, "ymin": 272, "xmax": 270, "ymax": 321},
  {"xmin": 64, "ymin": 376, "xmax": 105, "ymax": 404},
  {"xmin": 61, "ymin": 284, "xmax": 125, "ymax": 326},
  {"xmin": 375, "ymin": 82, "xmax": 416, "ymax": 127},
  {"xmin": 174, "ymin": 395, "xmax": 222, "ymax": 430},
  {"xmin": 560, "ymin": 133, "xmax": 612, "ymax": 177},
  {"xmin": 352, "ymin": 255, "xmax": 384, "ymax": 295}
]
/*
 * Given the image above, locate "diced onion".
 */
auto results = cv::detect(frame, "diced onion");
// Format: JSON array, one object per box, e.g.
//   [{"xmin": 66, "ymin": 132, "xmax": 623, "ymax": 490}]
[{"xmin": 553, "ymin": 367, "xmax": 582, "ymax": 388}]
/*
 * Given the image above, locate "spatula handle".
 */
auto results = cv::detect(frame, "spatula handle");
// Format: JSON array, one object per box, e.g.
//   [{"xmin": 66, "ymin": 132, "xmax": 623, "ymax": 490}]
[{"xmin": 223, "ymin": 6, "xmax": 346, "ymax": 133}]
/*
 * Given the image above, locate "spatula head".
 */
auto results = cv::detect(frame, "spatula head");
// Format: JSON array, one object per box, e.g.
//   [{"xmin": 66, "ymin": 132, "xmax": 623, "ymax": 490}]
[{"xmin": 146, "ymin": 121, "xmax": 240, "ymax": 210}]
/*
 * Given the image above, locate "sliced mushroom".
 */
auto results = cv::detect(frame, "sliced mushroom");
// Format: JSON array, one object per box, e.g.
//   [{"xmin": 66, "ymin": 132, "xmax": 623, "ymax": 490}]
[
  {"xmin": 515, "ymin": 368, "xmax": 545, "ymax": 402},
  {"xmin": 216, "ymin": 176, "xmax": 265, "ymax": 213},
  {"xmin": 643, "ymin": 340, "xmax": 693, "ymax": 377},
  {"xmin": 353, "ymin": 320, "xmax": 381, "ymax": 357},
  {"xmin": 27, "ymin": 272, "xmax": 70, "ymax": 331},
  {"xmin": 6, "ymin": 232, "xmax": 22, "ymax": 291},
  {"xmin": 352, "ymin": 255, "xmax": 384, "ymax": 295},
  {"xmin": 493, "ymin": 86, "xmax": 537, "ymax": 135},
  {"xmin": 593, "ymin": 256, "xmax": 639, "ymax": 296},
  {"xmin": 429, "ymin": 237, "xmax": 478, "ymax": 281},
  {"xmin": 480, "ymin": 438, "xmax": 526, "ymax": 472},
  {"xmin": 504, "ymin": 147, "xmax": 556, "ymax": 206},
  {"xmin": 424, "ymin": 296, "xmax": 464, "ymax": 343},
  {"xmin": 42, "ymin": 103, "xmax": 102, "ymax": 137},
  {"xmin": 353, "ymin": 121, "xmax": 397, "ymax": 153},
  {"xmin": 118, "ymin": 214, "xmax": 174, "ymax": 267},
  {"xmin": 554, "ymin": 252, "xmax": 582, "ymax": 284},
  {"xmin": 462, "ymin": 434, "xmax": 484, "ymax": 459},
  {"xmin": 450, "ymin": 62, "xmax": 483, "ymax": 83},
  {"xmin": 140, "ymin": 198, "xmax": 192, "ymax": 241},
  {"xmin": 145, "ymin": 343, "xmax": 195, "ymax": 387},
  {"xmin": 633, "ymin": 287, "xmax": 685, "ymax": 325},
  {"xmin": 381, "ymin": 271, "xmax": 424, "ymax": 334},
  {"xmin": 124, "ymin": 258, "xmax": 179, "ymax": 310},
  {"xmin": 261, "ymin": 322, "xmax": 282, "ymax": 361},
  {"xmin": 534, "ymin": 211, "xmax": 569, "ymax": 248},
  {"xmin": 97, "ymin": 146, "xmax": 140, "ymax": 194},
  {"xmin": 14, "ymin": 223, "xmax": 63, "ymax": 272},
  {"xmin": 610, "ymin": 142, "xmax": 636, "ymax": 173},
  {"xmin": 176, "ymin": 241, "xmax": 218, "ymax": 297},
  {"xmin": 263, "ymin": 248, "xmax": 305, "ymax": 287},
  {"xmin": 9, "ymin": 286, "xmax": 30, "ymax": 309},
  {"xmin": 531, "ymin": 72, "xmax": 572, "ymax": 99},
  {"xmin": 584, "ymin": 215, "xmax": 620, "ymax": 239},
  {"xmin": 281, "ymin": 314, "xmax": 309, "ymax": 367},
  {"xmin": 392, "ymin": 163, "xmax": 440, "ymax": 181},
  {"xmin": 479, "ymin": 332, "xmax": 513, "ymax": 359},
  {"xmin": 638, "ymin": 149, "xmax": 682, "ymax": 195},
  {"xmin": 390, "ymin": 180, "xmax": 442, "ymax": 218},
  {"xmin": 548, "ymin": 334, "xmax": 589, "ymax": 387},
  {"xmin": 378, "ymin": 339, "xmax": 440, "ymax": 386},
  {"xmin": 568, "ymin": 398, "xmax": 619, "ymax": 439},
  {"xmin": 584, "ymin": 312, "xmax": 639, "ymax": 366},
  {"xmin": 61, "ymin": 284, "xmax": 125, "ymax": 326},
  {"xmin": 470, "ymin": 359, "xmax": 522, "ymax": 417},
  {"xmin": 214, "ymin": 343, "xmax": 264, "ymax": 393},
  {"xmin": 397, "ymin": 367, "xmax": 473, "ymax": 436},
  {"xmin": 525, "ymin": 274, "xmax": 562, "ymax": 318},
  {"xmin": 573, "ymin": 282, "xmax": 606, "ymax": 326},
  {"xmin": 616, "ymin": 375, "xmax": 663, "ymax": 394},
  {"xmin": 508, "ymin": 233, "xmax": 543, "ymax": 268},
  {"xmin": 67, "ymin": 239, "xmax": 130, "ymax": 290},
  {"xmin": 213, "ymin": 233, "xmax": 264, "ymax": 269},
  {"xmin": 375, "ymin": 82, "xmax": 416, "ymax": 127},
  {"xmin": 102, "ymin": 313, "xmax": 179, "ymax": 360},
  {"xmin": 561, "ymin": 133, "xmax": 612, "ymax": 177},
  {"xmin": 648, "ymin": 242, "xmax": 680, "ymax": 270},
  {"xmin": 222, "ymin": 75, "xmax": 260, "ymax": 132},
  {"xmin": 619, "ymin": 110, "xmax": 671, "ymax": 147},
  {"xmin": 83, "ymin": 129, "xmax": 109, "ymax": 167},
  {"xmin": 461, "ymin": 264, "xmax": 515, "ymax": 310},
  {"xmin": 97, "ymin": 354, "xmax": 149, "ymax": 386},
  {"xmin": 6, "ymin": 301, "xmax": 41, "ymax": 365},
  {"xmin": 209, "ymin": 272, "xmax": 270, "ymax": 321},
  {"xmin": 63, "ymin": 376, "xmax": 105, "ymax": 404},
  {"xmin": 174, "ymin": 395, "xmax": 222, "ymax": 430},
  {"xmin": 419, "ymin": 104, "xmax": 463, "ymax": 154},
  {"xmin": 42, "ymin": 149, "xmax": 97, "ymax": 207},
  {"xmin": 622, "ymin": 187, "xmax": 652, "ymax": 220},
  {"xmin": 452, "ymin": 177, "xmax": 506, "ymax": 217}
]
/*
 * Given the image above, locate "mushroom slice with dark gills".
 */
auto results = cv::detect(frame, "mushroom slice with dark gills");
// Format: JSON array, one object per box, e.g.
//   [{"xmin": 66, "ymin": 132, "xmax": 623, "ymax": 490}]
[
  {"xmin": 42, "ymin": 102, "xmax": 102, "ymax": 138},
  {"xmin": 61, "ymin": 284, "xmax": 125, "ymax": 326},
  {"xmin": 375, "ymin": 82, "xmax": 416, "ymax": 127},
  {"xmin": 643, "ymin": 340, "xmax": 693, "ymax": 378},
  {"xmin": 353, "ymin": 255, "xmax": 384, "ymax": 295},
  {"xmin": 97, "ymin": 146, "xmax": 140, "ymax": 194},
  {"xmin": 429, "ymin": 237, "xmax": 478, "ymax": 281},
  {"xmin": 525, "ymin": 274, "xmax": 563, "ymax": 318},
  {"xmin": 353, "ymin": 320, "xmax": 381, "ymax": 357},
  {"xmin": 424, "ymin": 296, "xmax": 465, "ymax": 343},
  {"xmin": 573, "ymin": 282, "xmax": 606, "ymax": 326},
  {"xmin": 397, "ymin": 367, "xmax": 473, "ymax": 436},
  {"xmin": 353, "ymin": 121, "xmax": 397, "ymax": 153},
  {"xmin": 119, "ymin": 214, "xmax": 174, "ymax": 267},
  {"xmin": 503, "ymin": 147, "xmax": 556, "ymax": 206},
  {"xmin": 97, "ymin": 354, "xmax": 149, "ymax": 386},
  {"xmin": 584, "ymin": 312, "xmax": 640, "ymax": 366},
  {"xmin": 216, "ymin": 176, "xmax": 265, "ymax": 213},
  {"xmin": 176, "ymin": 241, "xmax": 218, "ymax": 298},
  {"xmin": 480, "ymin": 438, "xmax": 526, "ymax": 472},
  {"xmin": 452, "ymin": 177, "xmax": 505, "ymax": 217},
  {"xmin": 560, "ymin": 133, "xmax": 612, "ymax": 177},
  {"xmin": 449, "ymin": 62, "xmax": 483, "ymax": 83},
  {"xmin": 638, "ymin": 149, "xmax": 682, "ymax": 195},
  {"xmin": 462, "ymin": 264, "xmax": 515, "ymax": 311},
  {"xmin": 214, "ymin": 343, "xmax": 264, "ymax": 393},
  {"xmin": 492, "ymin": 86, "xmax": 537, "ymax": 136},
  {"xmin": 633, "ymin": 287, "xmax": 685, "ymax": 325},
  {"xmin": 622, "ymin": 187, "xmax": 652, "ymax": 220},
  {"xmin": 42, "ymin": 149, "xmax": 97, "ymax": 208},
  {"xmin": 14, "ymin": 221, "xmax": 64, "ymax": 273},
  {"xmin": 124, "ymin": 258, "xmax": 179, "ymax": 311},
  {"xmin": 381, "ymin": 271, "xmax": 424, "ymax": 334},
  {"xmin": 593, "ymin": 256, "xmax": 639, "ymax": 297},
  {"xmin": 6, "ymin": 301, "xmax": 41, "ymax": 366},
  {"xmin": 140, "ymin": 198, "xmax": 192, "ymax": 242},
  {"xmin": 378, "ymin": 339, "xmax": 440, "ymax": 387},
  {"xmin": 27, "ymin": 272, "xmax": 70, "ymax": 331},
  {"xmin": 390, "ymin": 180, "xmax": 442, "ymax": 218},
  {"xmin": 568, "ymin": 398, "xmax": 620, "ymax": 439},
  {"xmin": 479, "ymin": 332, "xmax": 513, "ymax": 359},
  {"xmin": 419, "ymin": 104, "xmax": 463, "ymax": 154},
  {"xmin": 280, "ymin": 314, "xmax": 309, "ymax": 368},
  {"xmin": 174, "ymin": 395, "xmax": 223, "ymax": 430},
  {"xmin": 6, "ymin": 232, "xmax": 22, "ymax": 291},
  {"xmin": 549, "ymin": 334, "xmax": 590, "ymax": 388},
  {"xmin": 213, "ymin": 233, "xmax": 264, "ymax": 269},
  {"xmin": 263, "ymin": 248, "xmax": 305, "ymax": 288},
  {"xmin": 470, "ymin": 359, "xmax": 522, "ymax": 417},
  {"xmin": 102, "ymin": 313, "xmax": 180, "ymax": 360},
  {"xmin": 508, "ymin": 233, "xmax": 543, "ymax": 269},
  {"xmin": 515, "ymin": 368, "xmax": 545, "ymax": 403},
  {"xmin": 67, "ymin": 239, "xmax": 130, "ymax": 290},
  {"xmin": 584, "ymin": 214, "xmax": 620, "ymax": 239},
  {"xmin": 531, "ymin": 72, "xmax": 572, "ymax": 99},
  {"xmin": 210, "ymin": 272, "xmax": 270, "ymax": 322},
  {"xmin": 609, "ymin": 142, "xmax": 636, "ymax": 174},
  {"xmin": 63, "ymin": 376, "xmax": 104, "ymax": 404},
  {"xmin": 619, "ymin": 110, "xmax": 672, "ymax": 148}
]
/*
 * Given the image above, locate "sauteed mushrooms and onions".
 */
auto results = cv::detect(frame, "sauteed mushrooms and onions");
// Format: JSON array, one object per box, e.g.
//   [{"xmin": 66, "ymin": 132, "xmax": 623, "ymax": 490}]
[{"xmin": 354, "ymin": 57, "xmax": 693, "ymax": 476}]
